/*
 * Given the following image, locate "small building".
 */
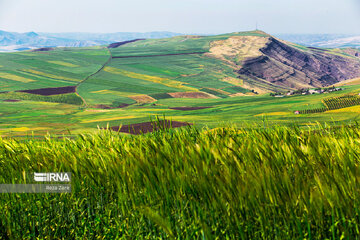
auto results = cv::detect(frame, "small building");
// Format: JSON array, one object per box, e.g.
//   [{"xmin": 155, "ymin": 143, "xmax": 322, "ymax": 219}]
[{"xmin": 309, "ymin": 90, "xmax": 318, "ymax": 94}]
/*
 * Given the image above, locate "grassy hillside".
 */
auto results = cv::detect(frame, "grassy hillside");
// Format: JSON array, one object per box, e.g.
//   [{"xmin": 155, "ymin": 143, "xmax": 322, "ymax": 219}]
[
  {"xmin": 0, "ymin": 47, "xmax": 109, "ymax": 91},
  {"xmin": 77, "ymin": 32, "xmax": 267, "ymax": 107},
  {"xmin": 77, "ymin": 54, "xmax": 245, "ymax": 106},
  {"xmin": 109, "ymin": 31, "xmax": 269, "ymax": 56},
  {"xmin": 1, "ymin": 125, "xmax": 360, "ymax": 239},
  {"xmin": 0, "ymin": 31, "xmax": 360, "ymax": 136}
]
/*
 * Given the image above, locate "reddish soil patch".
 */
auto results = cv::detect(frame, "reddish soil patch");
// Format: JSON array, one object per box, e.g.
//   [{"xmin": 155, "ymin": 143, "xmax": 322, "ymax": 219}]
[
  {"xmin": 111, "ymin": 120, "xmax": 192, "ymax": 135},
  {"xmin": 17, "ymin": 86, "xmax": 76, "ymax": 96},
  {"xmin": 94, "ymin": 104, "xmax": 113, "ymax": 109},
  {"xmin": 129, "ymin": 95, "xmax": 156, "ymax": 103},
  {"xmin": 94, "ymin": 103, "xmax": 130, "ymax": 109},
  {"xmin": 32, "ymin": 47, "xmax": 55, "ymax": 52},
  {"xmin": 168, "ymin": 92, "xmax": 215, "ymax": 99},
  {"xmin": 169, "ymin": 106, "xmax": 212, "ymax": 111},
  {"xmin": 3, "ymin": 99, "xmax": 21, "ymax": 102},
  {"xmin": 108, "ymin": 39, "xmax": 145, "ymax": 49}
]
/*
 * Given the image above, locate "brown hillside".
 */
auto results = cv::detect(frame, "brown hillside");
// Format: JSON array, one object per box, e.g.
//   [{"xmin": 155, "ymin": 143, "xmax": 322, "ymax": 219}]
[{"xmin": 207, "ymin": 35, "xmax": 360, "ymax": 91}]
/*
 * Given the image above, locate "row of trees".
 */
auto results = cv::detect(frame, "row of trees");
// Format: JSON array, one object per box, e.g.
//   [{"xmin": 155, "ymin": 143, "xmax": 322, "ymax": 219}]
[
  {"xmin": 298, "ymin": 108, "xmax": 327, "ymax": 114},
  {"xmin": 297, "ymin": 94, "xmax": 360, "ymax": 114},
  {"xmin": 323, "ymin": 95, "xmax": 360, "ymax": 110}
]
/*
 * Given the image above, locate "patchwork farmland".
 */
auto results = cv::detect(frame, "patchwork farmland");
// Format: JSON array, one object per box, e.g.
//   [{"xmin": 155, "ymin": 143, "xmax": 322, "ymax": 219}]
[
  {"xmin": 0, "ymin": 31, "xmax": 360, "ymax": 137},
  {"xmin": 1, "ymin": 30, "xmax": 360, "ymax": 239}
]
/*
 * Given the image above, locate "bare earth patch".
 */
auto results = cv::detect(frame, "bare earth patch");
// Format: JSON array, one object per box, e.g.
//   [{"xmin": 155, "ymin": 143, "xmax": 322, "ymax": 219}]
[
  {"xmin": 341, "ymin": 49, "xmax": 359, "ymax": 58},
  {"xmin": 168, "ymin": 92, "xmax": 217, "ymax": 99},
  {"xmin": 3, "ymin": 99, "xmax": 21, "ymax": 102},
  {"xmin": 94, "ymin": 103, "xmax": 130, "ymax": 109},
  {"xmin": 111, "ymin": 120, "xmax": 192, "ymax": 135},
  {"xmin": 17, "ymin": 86, "xmax": 76, "ymax": 96},
  {"xmin": 85, "ymin": 109, "xmax": 110, "ymax": 112},
  {"xmin": 205, "ymin": 36, "xmax": 270, "ymax": 65},
  {"xmin": 334, "ymin": 77, "xmax": 360, "ymax": 86},
  {"xmin": 229, "ymin": 93, "xmax": 247, "ymax": 97},
  {"xmin": 129, "ymin": 95, "xmax": 156, "ymax": 103},
  {"xmin": 184, "ymin": 35, "xmax": 203, "ymax": 39}
]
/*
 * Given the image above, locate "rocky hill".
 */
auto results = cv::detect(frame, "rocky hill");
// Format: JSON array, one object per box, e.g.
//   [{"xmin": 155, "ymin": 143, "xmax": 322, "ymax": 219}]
[{"xmin": 206, "ymin": 33, "xmax": 360, "ymax": 91}]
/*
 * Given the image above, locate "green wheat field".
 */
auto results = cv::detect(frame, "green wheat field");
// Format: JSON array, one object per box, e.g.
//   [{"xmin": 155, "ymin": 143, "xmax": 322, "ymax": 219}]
[
  {"xmin": 1, "ymin": 31, "xmax": 360, "ymax": 239},
  {"xmin": 1, "ymin": 123, "xmax": 360, "ymax": 239}
]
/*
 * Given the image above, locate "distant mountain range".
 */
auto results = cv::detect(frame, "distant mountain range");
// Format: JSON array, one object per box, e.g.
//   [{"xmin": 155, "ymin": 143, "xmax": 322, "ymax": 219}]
[
  {"xmin": 40, "ymin": 32, "xmax": 182, "ymax": 42},
  {"xmin": 275, "ymin": 34, "xmax": 360, "ymax": 48},
  {"xmin": 0, "ymin": 30, "xmax": 182, "ymax": 52},
  {"xmin": 1, "ymin": 30, "xmax": 359, "ymax": 52}
]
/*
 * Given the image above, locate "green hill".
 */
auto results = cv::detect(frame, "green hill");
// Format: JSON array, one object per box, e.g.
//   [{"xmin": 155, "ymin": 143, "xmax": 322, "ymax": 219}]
[{"xmin": 0, "ymin": 31, "xmax": 360, "ymax": 136}]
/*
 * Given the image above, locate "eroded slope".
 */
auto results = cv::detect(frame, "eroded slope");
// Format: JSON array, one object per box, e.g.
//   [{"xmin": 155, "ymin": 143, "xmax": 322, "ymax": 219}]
[{"xmin": 206, "ymin": 35, "xmax": 360, "ymax": 91}]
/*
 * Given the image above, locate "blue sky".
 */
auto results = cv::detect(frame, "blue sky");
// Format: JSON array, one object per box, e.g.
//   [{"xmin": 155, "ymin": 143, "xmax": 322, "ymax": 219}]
[{"xmin": 0, "ymin": 0, "xmax": 359, "ymax": 34}]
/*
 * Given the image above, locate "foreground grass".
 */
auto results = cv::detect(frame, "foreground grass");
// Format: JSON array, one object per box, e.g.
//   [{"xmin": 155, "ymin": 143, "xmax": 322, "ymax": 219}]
[{"xmin": 1, "ymin": 124, "xmax": 360, "ymax": 239}]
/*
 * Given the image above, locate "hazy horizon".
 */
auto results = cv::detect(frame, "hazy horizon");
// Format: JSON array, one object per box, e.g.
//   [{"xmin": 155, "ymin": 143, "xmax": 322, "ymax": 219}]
[
  {"xmin": 0, "ymin": 0, "xmax": 359, "ymax": 35},
  {"xmin": 1, "ymin": 30, "xmax": 360, "ymax": 37}
]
